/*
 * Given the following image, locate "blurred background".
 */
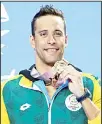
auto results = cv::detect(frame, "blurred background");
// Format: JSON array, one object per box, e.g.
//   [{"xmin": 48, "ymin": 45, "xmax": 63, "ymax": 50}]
[{"xmin": 1, "ymin": 2, "xmax": 101, "ymax": 82}]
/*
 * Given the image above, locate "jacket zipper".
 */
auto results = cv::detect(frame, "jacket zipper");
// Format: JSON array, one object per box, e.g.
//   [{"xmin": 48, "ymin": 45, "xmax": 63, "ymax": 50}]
[
  {"xmin": 48, "ymin": 83, "xmax": 68, "ymax": 124},
  {"xmin": 31, "ymin": 82, "xmax": 68, "ymax": 124}
]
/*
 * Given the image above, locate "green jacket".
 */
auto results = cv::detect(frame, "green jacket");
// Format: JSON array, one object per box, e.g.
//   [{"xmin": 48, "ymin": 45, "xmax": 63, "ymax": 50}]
[{"xmin": 1, "ymin": 68, "xmax": 101, "ymax": 124}]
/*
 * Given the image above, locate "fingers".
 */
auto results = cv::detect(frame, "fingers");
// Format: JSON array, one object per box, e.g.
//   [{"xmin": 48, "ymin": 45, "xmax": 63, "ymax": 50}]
[
  {"xmin": 59, "ymin": 71, "xmax": 70, "ymax": 80},
  {"xmin": 52, "ymin": 59, "xmax": 82, "ymax": 78},
  {"xmin": 52, "ymin": 59, "xmax": 70, "ymax": 77},
  {"xmin": 66, "ymin": 64, "xmax": 82, "ymax": 77},
  {"xmin": 51, "ymin": 59, "xmax": 82, "ymax": 88}
]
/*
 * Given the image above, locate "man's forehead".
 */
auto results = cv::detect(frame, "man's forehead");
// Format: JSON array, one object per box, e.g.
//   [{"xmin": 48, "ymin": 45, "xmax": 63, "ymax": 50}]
[{"xmin": 35, "ymin": 15, "xmax": 64, "ymax": 30}]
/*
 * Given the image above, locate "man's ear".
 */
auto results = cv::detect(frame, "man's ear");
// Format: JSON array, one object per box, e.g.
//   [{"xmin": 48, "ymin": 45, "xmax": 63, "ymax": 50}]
[
  {"xmin": 30, "ymin": 35, "xmax": 35, "ymax": 48},
  {"xmin": 65, "ymin": 35, "xmax": 68, "ymax": 48}
]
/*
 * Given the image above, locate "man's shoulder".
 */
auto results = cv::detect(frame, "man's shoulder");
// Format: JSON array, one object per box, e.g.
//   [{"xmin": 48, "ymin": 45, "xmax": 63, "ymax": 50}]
[
  {"xmin": 82, "ymin": 73, "xmax": 100, "ymax": 82},
  {"xmin": 82, "ymin": 72, "xmax": 101, "ymax": 89},
  {"xmin": 1, "ymin": 74, "xmax": 23, "ymax": 91}
]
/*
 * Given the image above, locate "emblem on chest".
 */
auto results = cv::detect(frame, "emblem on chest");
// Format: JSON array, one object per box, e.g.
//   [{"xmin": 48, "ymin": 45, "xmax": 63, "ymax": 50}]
[{"xmin": 65, "ymin": 94, "xmax": 82, "ymax": 111}]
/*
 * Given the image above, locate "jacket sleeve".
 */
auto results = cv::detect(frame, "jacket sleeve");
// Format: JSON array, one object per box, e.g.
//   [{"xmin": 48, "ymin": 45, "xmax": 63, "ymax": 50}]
[
  {"xmin": 88, "ymin": 77, "xmax": 101, "ymax": 124},
  {"xmin": 1, "ymin": 81, "xmax": 10, "ymax": 124}
]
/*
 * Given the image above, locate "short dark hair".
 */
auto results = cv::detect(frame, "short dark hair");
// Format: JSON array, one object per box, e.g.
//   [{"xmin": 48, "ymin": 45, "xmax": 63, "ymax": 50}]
[{"xmin": 31, "ymin": 5, "xmax": 66, "ymax": 36}]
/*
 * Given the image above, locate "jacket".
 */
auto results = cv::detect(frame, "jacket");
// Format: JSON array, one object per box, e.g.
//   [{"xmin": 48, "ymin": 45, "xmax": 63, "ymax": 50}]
[{"xmin": 1, "ymin": 65, "xmax": 101, "ymax": 124}]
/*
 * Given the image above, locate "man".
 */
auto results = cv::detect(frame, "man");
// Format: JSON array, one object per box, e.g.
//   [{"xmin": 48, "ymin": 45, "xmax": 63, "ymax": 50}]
[{"xmin": 1, "ymin": 5, "xmax": 101, "ymax": 124}]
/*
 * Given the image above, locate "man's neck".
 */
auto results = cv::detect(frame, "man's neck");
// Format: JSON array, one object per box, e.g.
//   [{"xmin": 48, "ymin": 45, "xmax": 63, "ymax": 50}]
[
  {"xmin": 35, "ymin": 60, "xmax": 54, "ymax": 75},
  {"xmin": 35, "ymin": 60, "xmax": 57, "ymax": 98}
]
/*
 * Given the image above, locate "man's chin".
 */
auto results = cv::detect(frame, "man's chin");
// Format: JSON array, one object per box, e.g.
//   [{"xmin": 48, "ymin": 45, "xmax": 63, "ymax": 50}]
[{"xmin": 45, "ymin": 58, "xmax": 61, "ymax": 66}]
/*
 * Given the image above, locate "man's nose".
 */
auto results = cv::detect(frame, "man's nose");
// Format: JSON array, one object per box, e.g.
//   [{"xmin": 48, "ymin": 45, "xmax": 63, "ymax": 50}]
[{"xmin": 47, "ymin": 35, "xmax": 56, "ymax": 44}]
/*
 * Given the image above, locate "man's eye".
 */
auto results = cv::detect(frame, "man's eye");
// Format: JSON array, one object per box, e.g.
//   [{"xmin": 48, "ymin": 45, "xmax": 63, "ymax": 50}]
[
  {"xmin": 40, "ymin": 32, "xmax": 47, "ymax": 37},
  {"xmin": 54, "ymin": 32, "xmax": 62, "ymax": 36}
]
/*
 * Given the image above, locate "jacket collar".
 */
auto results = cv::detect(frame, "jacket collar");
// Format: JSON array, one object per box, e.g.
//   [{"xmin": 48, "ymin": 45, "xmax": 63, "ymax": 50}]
[{"xmin": 19, "ymin": 63, "xmax": 82, "ymax": 86}]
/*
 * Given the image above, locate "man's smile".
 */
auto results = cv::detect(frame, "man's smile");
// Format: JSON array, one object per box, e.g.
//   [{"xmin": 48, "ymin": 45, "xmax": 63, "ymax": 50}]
[{"xmin": 44, "ymin": 48, "xmax": 59, "ymax": 54}]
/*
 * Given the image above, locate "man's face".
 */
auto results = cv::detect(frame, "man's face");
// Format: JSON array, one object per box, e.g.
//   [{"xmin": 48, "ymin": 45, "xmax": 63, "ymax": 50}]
[{"xmin": 30, "ymin": 15, "xmax": 67, "ymax": 66}]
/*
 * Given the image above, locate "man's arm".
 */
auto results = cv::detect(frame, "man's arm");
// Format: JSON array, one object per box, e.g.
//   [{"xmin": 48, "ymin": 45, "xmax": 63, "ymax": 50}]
[
  {"xmin": 52, "ymin": 59, "xmax": 101, "ymax": 123},
  {"xmin": 83, "ymin": 75, "xmax": 101, "ymax": 124},
  {"xmin": 68, "ymin": 74, "xmax": 101, "ymax": 122},
  {"xmin": 1, "ymin": 82, "xmax": 10, "ymax": 124}
]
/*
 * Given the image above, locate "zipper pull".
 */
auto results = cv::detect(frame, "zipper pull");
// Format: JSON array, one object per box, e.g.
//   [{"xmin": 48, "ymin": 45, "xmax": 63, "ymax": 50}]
[{"xmin": 48, "ymin": 103, "xmax": 50, "ymax": 111}]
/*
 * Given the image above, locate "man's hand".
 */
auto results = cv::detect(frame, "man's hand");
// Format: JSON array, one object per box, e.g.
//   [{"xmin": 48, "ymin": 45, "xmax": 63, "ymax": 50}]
[{"xmin": 52, "ymin": 59, "xmax": 85, "ymax": 97}]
